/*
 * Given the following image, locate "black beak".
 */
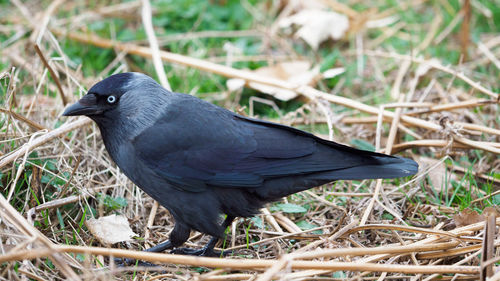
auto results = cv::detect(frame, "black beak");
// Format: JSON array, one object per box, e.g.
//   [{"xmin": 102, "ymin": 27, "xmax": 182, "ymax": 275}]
[{"xmin": 63, "ymin": 94, "xmax": 101, "ymax": 116}]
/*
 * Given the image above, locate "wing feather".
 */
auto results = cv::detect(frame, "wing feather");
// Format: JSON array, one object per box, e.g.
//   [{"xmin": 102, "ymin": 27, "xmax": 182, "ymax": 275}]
[{"xmin": 132, "ymin": 93, "xmax": 387, "ymax": 192}]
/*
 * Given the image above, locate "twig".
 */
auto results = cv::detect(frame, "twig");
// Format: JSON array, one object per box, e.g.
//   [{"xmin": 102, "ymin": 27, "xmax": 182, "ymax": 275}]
[
  {"xmin": 144, "ymin": 201, "xmax": 159, "ymax": 248},
  {"xmin": 256, "ymin": 256, "xmax": 291, "ymax": 281},
  {"xmin": 288, "ymin": 241, "xmax": 460, "ymax": 260},
  {"xmin": 405, "ymin": 99, "xmax": 496, "ymax": 116},
  {"xmin": 341, "ymin": 115, "xmax": 500, "ymax": 137},
  {"xmin": 417, "ymin": 241, "xmax": 499, "ymax": 259},
  {"xmin": 344, "ymin": 224, "xmax": 477, "ymax": 241},
  {"xmin": 477, "ymin": 41, "xmax": 500, "ymax": 70},
  {"xmin": 390, "ymin": 139, "xmax": 500, "ymax": 153},
  {"xmin": 0, "ymin": 108, "xmax": 46, "ymax": 131},
  {"xmin": 141, "ymin": 0, "xmax": 171, "ymax": 90},
  {"xmin": 30, "ymin": 0, "xmax": 65, "ymax": 44},
  {"xmin": 454, "ymin": 135, "xmax": 500, "ymax": 154},
  {"xmin": 33, "ymin": 44, "xmax": 68, "ymax": 105},
  {"xmin": 0, "ymin": 245, "xmax": 482, "ymax": 274},
  {"xmin": 480, "ymin": 214, "xmax": 496, "ymax": 280}
]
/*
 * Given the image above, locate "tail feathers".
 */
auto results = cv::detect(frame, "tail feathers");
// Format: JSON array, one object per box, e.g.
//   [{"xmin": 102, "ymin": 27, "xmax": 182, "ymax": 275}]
[{"xmin": 315, "ymin": 156, "xmax": 418, "ymax": 180}]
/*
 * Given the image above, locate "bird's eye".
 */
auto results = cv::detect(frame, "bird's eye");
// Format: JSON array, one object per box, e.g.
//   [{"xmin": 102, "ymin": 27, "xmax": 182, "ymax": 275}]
[{"xmin": 107, "ymin": 95, "xmax": 117, "ymax": 104}]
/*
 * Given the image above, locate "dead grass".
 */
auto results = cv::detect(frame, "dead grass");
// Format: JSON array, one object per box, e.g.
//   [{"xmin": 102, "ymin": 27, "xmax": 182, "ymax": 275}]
[{"xmin": 0, "ymin": 0, "xmax": 499, "ymax": 280}]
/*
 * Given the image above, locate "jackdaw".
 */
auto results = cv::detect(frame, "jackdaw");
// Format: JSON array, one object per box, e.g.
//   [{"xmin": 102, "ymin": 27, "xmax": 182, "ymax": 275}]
[{"xmin": 63, "ymin": 72, "xmax": 418, "ymax": 256}]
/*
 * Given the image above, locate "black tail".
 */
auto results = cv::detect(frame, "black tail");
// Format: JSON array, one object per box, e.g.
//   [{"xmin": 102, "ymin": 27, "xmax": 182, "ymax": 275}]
[{"xmin": 314, "ymin": 156, "xmax": 418, "ymax": 181}]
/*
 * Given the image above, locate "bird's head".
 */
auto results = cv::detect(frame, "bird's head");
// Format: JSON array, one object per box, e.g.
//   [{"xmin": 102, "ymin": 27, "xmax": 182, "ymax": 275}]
[{"xmin": 63, "ymin": 72, "xmax": 159, "ymax": 118}]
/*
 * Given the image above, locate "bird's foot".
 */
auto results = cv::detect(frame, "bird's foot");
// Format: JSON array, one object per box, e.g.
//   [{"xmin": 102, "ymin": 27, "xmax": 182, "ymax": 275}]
[
  {"xmin": 112, "ymin": 257, "xmax": 158, "ymax": 267},
  {"xmin": 170, "ymin": 246, "xmax": 229, "ymax": 257},
  {"xmin": 111, "ymin": 240, "xmax": 173, "ymax": 267}
]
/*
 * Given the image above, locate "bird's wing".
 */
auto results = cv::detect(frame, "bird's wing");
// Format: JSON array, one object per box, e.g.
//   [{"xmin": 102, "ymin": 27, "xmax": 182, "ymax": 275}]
[{"xmin": 132, "ymin": 95, "xmax": 384, "ymax": 192}]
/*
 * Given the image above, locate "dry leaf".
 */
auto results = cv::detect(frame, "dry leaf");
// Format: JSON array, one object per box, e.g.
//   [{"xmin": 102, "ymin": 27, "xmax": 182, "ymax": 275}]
[
  {"xmin": 279, "ymin": 9, "xmax": 349, "ymax": 50},
  {"xmin": 86, "ymin": 214, "xmax": 137, "ymax": 245},
  {"xmin": 322, "ymin": 67, "xmax": 345, "ymax": 79},
  {"xmin": 453, "ymin": 208, "xmax": 484, "ymax": 227},
  {"xmin": 227, "ymin": 61, "xmax": 318, "ymax": 101}
]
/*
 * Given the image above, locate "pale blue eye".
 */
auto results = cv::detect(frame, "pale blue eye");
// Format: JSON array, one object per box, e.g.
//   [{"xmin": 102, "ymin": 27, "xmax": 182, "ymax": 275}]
[{"xmin": 107, "ymin": 95, "xmax": 117, "ymax": 104}]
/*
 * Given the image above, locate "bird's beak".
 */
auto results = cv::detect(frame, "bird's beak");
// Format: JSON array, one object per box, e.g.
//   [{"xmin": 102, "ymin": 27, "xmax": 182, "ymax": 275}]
[{"xmin": 63, "ymin": 94, "xmax": 101, "ymax": 116}]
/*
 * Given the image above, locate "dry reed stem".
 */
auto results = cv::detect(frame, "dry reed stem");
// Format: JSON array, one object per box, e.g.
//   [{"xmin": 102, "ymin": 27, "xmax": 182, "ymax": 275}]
[
  {"xmin": 417, "ymin": 241, "xmax": 499, "ymax": 260},
  {"xmin": 390, "ymin": 139, "xmax": 500, "ymax": 153},
  {"xmin": 201, "ymin": 273, "xmax": 254, "ymax": 280},
  {"xmin": 141, "ymin": 0, "xmax": 170, "ymax": 91},
  {"xmin": 405, "ymin": 98, "xmax": 496, "ymax": 116},
  {"xmin": 477, "ymin": 41, "xmax": 500, "ymax": 70},
  {"xmin": 288, "ymin": 241, "xmax": 460, "ymax": 260},
  {"xmin": 255, "ymin": 256, "xmax": 291, "ymax": 281},
  {"xmin": 144, "ymin": 201, "xmax": 159, "ymax": 247},
  {"xmin": 0, "ymin": 108, "xmax": 46, "ymax": 131},
  {"xmin": 480, "ymin": 214, "xmax": 496, "ymax": 280},
  {"xmin": 344, "ymin": 224, "xmax": 479, "ymax": 241},
  {"xmin": 33, "ymin": 44, "xmax": 67, "ymax": 105},
  {"xmin": 454, "ymin": 135, "xmax": 500, "ymax": 154},
  {"xmin": 0, "ymin": 245, "xmax": 482, "ymax": 275},
  {"xmin": 30, "ymin": 0, "xmax": 64, "ymax": 44},
  {"xmin": 341, "ymin": 115, "xmax": 500, "ymax": 137}
]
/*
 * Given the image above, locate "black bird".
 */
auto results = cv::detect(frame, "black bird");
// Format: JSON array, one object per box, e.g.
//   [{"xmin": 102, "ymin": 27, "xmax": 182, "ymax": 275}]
[{"xmin": 63, "ymin": 72, "xmax": 418, "ymax": 256}]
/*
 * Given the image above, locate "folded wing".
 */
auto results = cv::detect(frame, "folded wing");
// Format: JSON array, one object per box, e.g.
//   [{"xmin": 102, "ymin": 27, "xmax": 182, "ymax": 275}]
[{"xmin": 133, "ymin": 94, "xmax": 417, "ymax": 192}]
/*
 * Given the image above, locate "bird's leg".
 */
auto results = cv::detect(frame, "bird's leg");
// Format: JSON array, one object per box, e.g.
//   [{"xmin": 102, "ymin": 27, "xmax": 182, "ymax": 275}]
[
  {"xmin": 145, "ymin": 240, "xmax": 173, "ymax": 253},
  {"xmin": 170, "ymin": 216, "xmax": 235, "ymax": 257},
  {"xmin": 114, "ymin": 216, "xmax": 234, "ymax": 266}
]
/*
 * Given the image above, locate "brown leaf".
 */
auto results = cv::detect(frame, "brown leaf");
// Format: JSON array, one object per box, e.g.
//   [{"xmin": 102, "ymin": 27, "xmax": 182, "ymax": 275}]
[{"xmin": 453, "ymin": 208, "xmax": 485, "ymax": 227}]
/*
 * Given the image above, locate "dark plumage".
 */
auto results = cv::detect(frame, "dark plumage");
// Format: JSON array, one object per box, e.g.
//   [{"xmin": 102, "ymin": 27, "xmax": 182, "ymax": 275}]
[{"xmin": 63, "ymin": 72, "xmax": 418, "ymax": 256}]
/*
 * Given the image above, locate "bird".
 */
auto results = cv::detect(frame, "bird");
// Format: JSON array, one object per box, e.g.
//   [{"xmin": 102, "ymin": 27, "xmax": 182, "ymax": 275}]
[{"xmin": 63, "ymin": 72, "xmax": 418, "ymax": 257}]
